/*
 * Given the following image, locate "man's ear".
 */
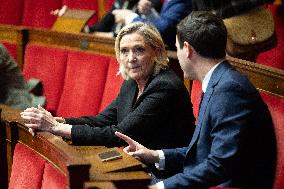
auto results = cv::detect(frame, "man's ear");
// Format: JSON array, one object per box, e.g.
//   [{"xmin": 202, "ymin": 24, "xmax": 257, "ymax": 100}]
[{"xmin": 183, "ymin": 41, "xmax": 192, "ymax": 58}]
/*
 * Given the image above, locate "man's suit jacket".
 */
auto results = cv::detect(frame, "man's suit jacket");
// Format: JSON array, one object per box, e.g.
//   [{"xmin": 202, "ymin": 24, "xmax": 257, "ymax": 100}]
[
  {"xmin": 66, "ymin": 69, "xmax": 195, "ymax": 149},
  {"xmin": 133, "ymin": 0, "xmax": 192, "ymax": 49},
  {"xmin": 162, "ymin": 61, "xmax": 276, "ymax": 188}
]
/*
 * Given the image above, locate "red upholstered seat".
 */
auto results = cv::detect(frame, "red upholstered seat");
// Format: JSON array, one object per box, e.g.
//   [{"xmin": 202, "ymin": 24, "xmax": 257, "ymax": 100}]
[
  {"xmin": 260, "ymin": 92, "xmax": 284, "ymax": 189},
  {"xmin": 99, "ymin": 57, "xmax": 123, "ymax": 112},
  {"xmin": 56, "ymin": 51, "xmax": 110, "ymax": 117},
  {"xmin": 0, "ymin": 0, "xmax": 24, "ymax": 25},
  {"xmin": 21, "ymin": 0, "xmax": 62, "ymax": 28},
  {"xmin": 257, "ymin": 4, "xmax": 284, "ymax": 70},
  {"xmin": 62, "ymin": 0, "xmax": 98, "ymax": 26},
  {"xmin": 41, "ymin": 163, "xmax": 67, "ymax": 189},
  {"xmin": 104, "ymin": 0, "xmax": 115, "ymax": 12},
  {"xmin": 2, "ymin": 42, "xmax": 17, "ymax": 60},
  {"xmin": 23, "ymin": 44, "xmax": 68, "ymax": 114},
  {"xmin": 9, "ymin": 143, "xmax": 67, "ymax": 189},
  {"xmin": 9, "ymin": 143, "xmax": 46, "ymax": 189}
]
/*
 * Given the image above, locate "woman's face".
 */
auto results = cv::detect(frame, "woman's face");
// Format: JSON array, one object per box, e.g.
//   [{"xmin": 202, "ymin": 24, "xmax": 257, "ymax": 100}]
[{"xmin": 119, "ymin": 33, "xmax": 156, "ymax": 82}]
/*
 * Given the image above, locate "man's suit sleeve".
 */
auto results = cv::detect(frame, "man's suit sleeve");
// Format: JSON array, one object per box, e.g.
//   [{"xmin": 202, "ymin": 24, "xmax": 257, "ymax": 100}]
[
  {"xmin": 163, "ymin": 84, "xmax": 255, "ymax": 189},
  {"xmin": 162, "ymin": 147, "xmax": 188, "ymax": 174}
]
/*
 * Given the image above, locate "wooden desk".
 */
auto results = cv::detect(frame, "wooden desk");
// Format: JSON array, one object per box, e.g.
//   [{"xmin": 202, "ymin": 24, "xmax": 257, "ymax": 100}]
[{"xmin": 0, "ymin": 104, "xmax": 151, "ymax": 189}]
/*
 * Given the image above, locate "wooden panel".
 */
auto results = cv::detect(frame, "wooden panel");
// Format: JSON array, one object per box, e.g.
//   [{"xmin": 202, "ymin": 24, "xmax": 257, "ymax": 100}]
[
  {"xmin": 28, "ymin": 28, "xmax": 115, "ymax": 56},
  {"xmin": 0, "ymin": 25, "xmax": 26, "ymax": 69},
  {"xmin": 227, "ymin": 56, "xmax": 284, "ymax": 98}
]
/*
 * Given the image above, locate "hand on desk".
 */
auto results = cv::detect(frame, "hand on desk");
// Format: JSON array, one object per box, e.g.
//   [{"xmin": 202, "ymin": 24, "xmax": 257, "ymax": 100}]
[
  {"xmin": 21, "ymin": 105, "xmax": 58, "ymax": 132},
  {"xmin": 115, "ymin": 131, "xmax": 159, "ymax": 164},
  {"xmin": 20, "ymin": 105, "xmax": 72, "ymax": 139}
]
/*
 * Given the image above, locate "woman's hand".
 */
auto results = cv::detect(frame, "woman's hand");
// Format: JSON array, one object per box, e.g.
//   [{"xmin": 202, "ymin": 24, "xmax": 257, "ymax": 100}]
[
  {"xmin": 115, "ymin": 131, "xmax": 159, "ymax": 164},
  {"xmin": 21, "ymin": 105, "xmax": 59, "ymax": 133}
]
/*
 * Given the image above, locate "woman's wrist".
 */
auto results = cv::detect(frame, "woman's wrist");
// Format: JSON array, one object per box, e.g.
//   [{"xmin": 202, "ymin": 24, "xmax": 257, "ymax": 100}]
[{"xmin": 51, "ymin": 122, "xmax": 72, "ymax": 139}]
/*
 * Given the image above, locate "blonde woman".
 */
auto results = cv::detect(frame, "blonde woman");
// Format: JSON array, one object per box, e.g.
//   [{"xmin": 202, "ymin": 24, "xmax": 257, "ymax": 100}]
[{"xmin": 21, "ymin": 22, "xmax": 195, "ymax": 149}]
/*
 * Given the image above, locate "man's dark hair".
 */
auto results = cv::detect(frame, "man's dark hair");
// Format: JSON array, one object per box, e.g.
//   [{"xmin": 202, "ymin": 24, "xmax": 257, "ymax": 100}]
[{"xmin": 177, "ymin": 11, "xmax": 227, "ymax": 59}]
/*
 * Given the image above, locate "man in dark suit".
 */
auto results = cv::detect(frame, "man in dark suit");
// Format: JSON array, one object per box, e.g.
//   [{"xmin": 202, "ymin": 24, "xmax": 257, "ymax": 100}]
[{"xmin": 115, "ymin": 11, "xmax": 276, "ymax": 189}]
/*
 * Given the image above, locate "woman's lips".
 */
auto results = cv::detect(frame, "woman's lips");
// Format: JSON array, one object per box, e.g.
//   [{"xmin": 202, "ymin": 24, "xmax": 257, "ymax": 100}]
[{"xmin": 129, "ymin": 66, "xmax": 141, "ymax": 71}]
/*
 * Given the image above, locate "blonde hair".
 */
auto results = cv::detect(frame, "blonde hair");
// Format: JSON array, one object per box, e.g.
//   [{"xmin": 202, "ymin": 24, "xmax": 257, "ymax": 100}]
[{"xmin": 115, "ymin": 22, "xmax": 169, "ymax": 80}]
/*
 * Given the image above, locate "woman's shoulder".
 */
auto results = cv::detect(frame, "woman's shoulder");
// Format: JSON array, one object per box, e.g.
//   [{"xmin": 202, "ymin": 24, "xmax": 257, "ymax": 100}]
[{"xmin": 150, "ymin": 68, "xmax": 185, "ymax": 89}]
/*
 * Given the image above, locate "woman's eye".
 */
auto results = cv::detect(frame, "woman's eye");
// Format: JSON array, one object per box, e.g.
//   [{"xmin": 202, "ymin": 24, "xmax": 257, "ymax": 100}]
[
  {"xmin": 120, "ymin": 48, "xmax": 127, "ymax": 54},
  {"xmin": 136, "ymin": 47, "xmax": 145, "ymax": 53}
]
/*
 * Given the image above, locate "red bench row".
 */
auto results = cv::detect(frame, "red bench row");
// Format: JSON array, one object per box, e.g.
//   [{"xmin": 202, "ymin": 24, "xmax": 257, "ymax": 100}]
[
  {"xmin": 23, "ymin": 43, "xmax": 123, "ymax": 117},
  {"xmin": 0, "ymin": 0, "xmax": 116, "ymax": 29}
]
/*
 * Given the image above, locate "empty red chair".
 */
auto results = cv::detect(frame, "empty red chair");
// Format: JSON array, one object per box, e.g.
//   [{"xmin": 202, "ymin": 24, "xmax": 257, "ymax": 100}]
[
  {"xmin": 56, "ymin": 51, "xmax": 110, "ymax": 117},
  {"xmin": 9, "ymin": 143, "xmax": 46, "ymax": 189},
  {"xmin": 104, "ymin": 0, "xmax": 115, "ymax": 12},
  {"xmin": 9, "ymin": 143, "xmax": 67, "ymax": 189},
  {"xmin": 21, "ymin": 0, "xmax": 62, "ymax": 28},
  {"xmin": 23, "ymin": 44, "xmax": 68, "ymax": 114},
  {"xmin": 99, "ymin": 57, "xmax": 123, "ymax": 112},
  {"xmin": 41, "ymin": 163, "xmax": 67, "ymax": 189},
  {"xmin": 2, "ymin": 42, "xmax": 17, "ymax": 60},
  {"xmin": 260, "ymin": 92, "xmax": 284, "ymax": 189},
  {"xmin": 0, "ymin": 0, "xmax": 24, "ymax": 25}
]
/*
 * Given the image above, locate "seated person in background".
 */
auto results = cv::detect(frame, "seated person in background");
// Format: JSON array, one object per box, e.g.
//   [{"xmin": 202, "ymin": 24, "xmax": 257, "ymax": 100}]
[
  {"xmin": 112, "ymin": 0, "xmax": 192, "ymax": 49},
  {"xmin": 191, "ymin": 0, "xmax": 274, "ymax": 18},
  {"xmin": 21, "ymin": 22, "xmax": 195, "ymax": 149},
  {"xmin": 83, "ymin": 0, "xmax": 162, "ymax": 38},
  {"xmin": 0, "ymin": 44, "xmax": 45, "ymax": 110},
  {"xmin": 115, "ymin": 12, "xmax": 276, "ymax": 189}
]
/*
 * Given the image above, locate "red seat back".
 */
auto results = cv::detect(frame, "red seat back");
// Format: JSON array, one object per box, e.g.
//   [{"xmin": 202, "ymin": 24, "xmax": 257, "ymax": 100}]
[
  {"xmin": 2, "ymin": 42, "xmax": 17, "ymax": 60},
  {"xmin": 260, "ymin": 92, "xmax": 284, "ymax": 189},
  {"xmin": 9, "ymin": 143, "xmax": 67, "ymax": 189},
  {"xmin": 23, "ymin": 44, "xmax": 68, "ymax": 114},
  {"xmin": 99, "ymin": 57, "xmax": 123, "ymax": 112},
  {"xmin": 104, "ymin": 0, "xmax": 115, "ymax": 12},
  {"xmin": 41, "ymin": 163, "xmax": 67, "ymax": 189},
  {"xmin": 0, "ymin": 0, "xmax": 24, "ymax": 25},
  {"xmin": 56, "ymin": 51, "xmax": 110, "ymax": 117},
  {"xmin": 21, "ymin": 0, "xmax": 62, "ymax": 28},
  {"xmin": 9, "ymin": 143, "xmax": 46, "ymax": 189}
]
